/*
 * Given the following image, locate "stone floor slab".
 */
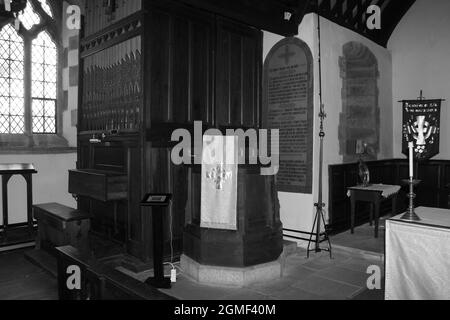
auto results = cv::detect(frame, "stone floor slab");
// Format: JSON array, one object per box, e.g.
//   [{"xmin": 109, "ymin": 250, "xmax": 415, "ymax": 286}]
[
  {"xmin": 315, "ymin": 266, "xmax": 369, "ymax": 287},
  {"xmin": 291, "ymin": 275, "xmax": 362, "ymax": 299}
]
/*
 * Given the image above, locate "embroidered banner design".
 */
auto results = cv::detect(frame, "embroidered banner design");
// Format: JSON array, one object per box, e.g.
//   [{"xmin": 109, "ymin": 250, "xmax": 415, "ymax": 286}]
[{"xmin": 402, "ymin": 99, "xmax": 441, "ymax": 161}]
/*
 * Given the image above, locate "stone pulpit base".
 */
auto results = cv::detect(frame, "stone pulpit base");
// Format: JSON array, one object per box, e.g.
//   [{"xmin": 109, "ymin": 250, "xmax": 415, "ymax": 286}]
[
  {"xmin": 181, "ymin": 254, "xmax": 283, "ymax": 287},
  {"xmin": 183, "ymin": 166, "xmax": 284, "ymax": 287}
]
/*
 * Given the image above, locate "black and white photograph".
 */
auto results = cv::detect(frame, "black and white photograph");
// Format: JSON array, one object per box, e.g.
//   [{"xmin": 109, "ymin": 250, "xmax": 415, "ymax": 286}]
[{"xmin": 0, "ymin": 0, "xmax": 449, "ymax": 308}]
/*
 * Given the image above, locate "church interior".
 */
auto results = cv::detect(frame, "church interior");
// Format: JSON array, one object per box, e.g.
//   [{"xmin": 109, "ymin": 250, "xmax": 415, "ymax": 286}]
[{"xmin": 0, "ymin": 0, "xmax": 449, "ymax": 301}]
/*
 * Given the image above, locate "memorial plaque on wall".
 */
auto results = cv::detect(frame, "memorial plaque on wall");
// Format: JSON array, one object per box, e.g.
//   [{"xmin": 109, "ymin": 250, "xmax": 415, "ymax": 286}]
[{"xmin": 263, "ymin": 38, "xmax": 314, "ymax": 194}]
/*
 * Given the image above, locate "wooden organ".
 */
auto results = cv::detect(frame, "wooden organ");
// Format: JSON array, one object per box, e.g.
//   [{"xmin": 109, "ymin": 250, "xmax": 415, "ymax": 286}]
[
  {"xmin": 81, "ymin": 38, "xmax": 141, "ymax": 132},
  {"xmin": 71, "ymin": 0, "xmax": 283, "ymax": 268},
  {"xmin": 84, "ymin": 0, "xmax": 141, "ymax": 37}
]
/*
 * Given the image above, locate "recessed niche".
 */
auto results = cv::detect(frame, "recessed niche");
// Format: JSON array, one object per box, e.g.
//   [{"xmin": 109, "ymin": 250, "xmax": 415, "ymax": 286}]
[{"xmin": 338, "ymin": 41, "xmax": 380, "ymax": 162}]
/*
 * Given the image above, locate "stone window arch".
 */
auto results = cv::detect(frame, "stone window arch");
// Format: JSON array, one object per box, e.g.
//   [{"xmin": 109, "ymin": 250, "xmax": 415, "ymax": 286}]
[{"xmin": 0, "ymin": 0, "xmax": 65, "ymax": 148}]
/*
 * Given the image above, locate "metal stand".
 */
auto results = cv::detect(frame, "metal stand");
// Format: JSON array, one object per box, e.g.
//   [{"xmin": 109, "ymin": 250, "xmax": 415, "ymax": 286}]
[
  {"xmin": 401, "ymin": 179, "xmax": 421, "ymax": 221},
  {"xmin": 140, "ymin": 194, "xmax": 173, "ymax": 289},
  {"xmin": 307, "ymin": 103, "xmax": 332, "ymax": 259}
]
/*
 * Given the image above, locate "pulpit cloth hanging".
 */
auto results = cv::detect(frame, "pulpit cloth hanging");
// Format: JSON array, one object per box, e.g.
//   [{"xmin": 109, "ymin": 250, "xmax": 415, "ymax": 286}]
[{"xmin": 201, "ymin": 135, "xmax": 238, "ymax": 230}]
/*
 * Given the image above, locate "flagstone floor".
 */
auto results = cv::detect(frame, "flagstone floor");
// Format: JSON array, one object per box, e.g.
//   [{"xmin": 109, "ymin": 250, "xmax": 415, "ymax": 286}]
[
  {"xmin": 0, "ymin": 249, "xmax": 57, "ymax": 300},
  {"xmin": 330, "ymin": 218, "xmax": 388, "ymax": 254},
  {"xmin": 122, "ymin": 246, "xmax": 385, "ymax": 300},
  {"xmin": 0, "ymin": 243, "xmax": 385, "ymax": 300}
]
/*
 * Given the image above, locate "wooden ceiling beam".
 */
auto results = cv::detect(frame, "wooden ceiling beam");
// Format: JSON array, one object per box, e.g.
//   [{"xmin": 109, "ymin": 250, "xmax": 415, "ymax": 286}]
[
  {"xmin": 305, "ymin": 0, "xmax": 416, "ymax": 47},
  {"xmin": 350, "ymin": 0, "xmax": 369, "ymax": 30},
  {"xmin": 330, "ymin": 0, "xmax": 344, "ymax": 17},
  {"xmin": 293, "ymin": 0, "xmax": 312, "ymax": 26},
  {"xmin": 342, "ymin": 0, "xmax": 358, "ymax": 23},
  {"xmin": 377, "ymin": 0, "xmax": 415, "ymax": 46},
  {"xmin": 318, "ymin": 0, "xmax": 332, "ymax": 14},
  {"xmin": 171, "ymin": 0, "xmax": 309, "ymax": 36}
]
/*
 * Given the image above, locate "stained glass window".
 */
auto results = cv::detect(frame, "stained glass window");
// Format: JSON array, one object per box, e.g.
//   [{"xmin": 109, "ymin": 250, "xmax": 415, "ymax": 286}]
[
  {"xmin": 32, "ymin": 32, "xmax": 57, "ymax": 134},
  {"xmin": 0, "ymin": 0, "xmax": 58, "ymax": 135},
  {"xmin": 0, "ymin": 25, "xmax": 25, "ymax": 134}
]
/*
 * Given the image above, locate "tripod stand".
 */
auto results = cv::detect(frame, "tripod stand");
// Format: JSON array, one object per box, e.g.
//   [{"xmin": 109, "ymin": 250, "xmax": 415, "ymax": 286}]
[
  {"xmin": 307, "ymin": 103, "xmax": 332, "ymax": 259},
  {"xmin": 306, "ymin": 11, "xmax": 332, "ymax": 258}
]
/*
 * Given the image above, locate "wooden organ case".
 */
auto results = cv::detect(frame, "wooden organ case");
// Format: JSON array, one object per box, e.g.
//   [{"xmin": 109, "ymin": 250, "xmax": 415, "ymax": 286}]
[{"xmin": 72, "ymin": 0, "xmax": 281, "ymax": 267}]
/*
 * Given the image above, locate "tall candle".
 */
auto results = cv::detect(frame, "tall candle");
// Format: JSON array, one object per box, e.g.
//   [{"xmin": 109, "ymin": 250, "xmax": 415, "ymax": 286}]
[{"xmin": 408, "ymin": 142, "xmax": 414, "ymax": 178}]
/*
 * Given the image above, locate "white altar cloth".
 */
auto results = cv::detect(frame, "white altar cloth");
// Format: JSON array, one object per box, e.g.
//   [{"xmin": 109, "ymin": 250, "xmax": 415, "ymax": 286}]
[{"xmin": 385, "ymin": 207, "xmax": 450, "ymax": 300}]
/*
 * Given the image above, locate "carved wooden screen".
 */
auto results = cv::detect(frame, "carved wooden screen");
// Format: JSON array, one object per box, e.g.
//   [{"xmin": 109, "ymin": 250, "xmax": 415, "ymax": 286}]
[{"xmin": 81, "ymin": 36, "xmax": 141, "ymax": 132}]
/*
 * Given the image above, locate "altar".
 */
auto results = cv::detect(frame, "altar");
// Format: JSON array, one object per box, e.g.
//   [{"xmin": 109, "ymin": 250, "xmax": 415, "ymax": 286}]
[{"xmin": 385, "ymin": 207, "xmax": 450, "ymax": 300}]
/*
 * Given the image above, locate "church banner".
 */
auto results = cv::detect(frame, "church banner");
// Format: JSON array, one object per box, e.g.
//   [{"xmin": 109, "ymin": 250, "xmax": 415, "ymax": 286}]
[
  {"xmin": 402, "ymin": 99, "xmax": 441, "ymax": 161},
  {"xmin": 200, "ymin": 135, "xmax": 238, "ymax": 230}
]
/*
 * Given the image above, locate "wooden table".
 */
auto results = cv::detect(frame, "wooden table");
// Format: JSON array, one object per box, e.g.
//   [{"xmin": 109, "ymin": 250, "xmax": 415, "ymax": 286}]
[
  {"xmin": 0, "ymin": 164, "xmax": 37, "ymax": 241},
  {"xmin": 347, "ymin": 184, "xmax": 401, "ymax": 238}
]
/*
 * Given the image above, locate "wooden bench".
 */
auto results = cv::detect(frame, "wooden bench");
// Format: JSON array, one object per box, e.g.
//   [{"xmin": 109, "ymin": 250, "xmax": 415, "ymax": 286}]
[{"xmin": 33, "ymin": 203, "xmax": 90, "ymax": 254}]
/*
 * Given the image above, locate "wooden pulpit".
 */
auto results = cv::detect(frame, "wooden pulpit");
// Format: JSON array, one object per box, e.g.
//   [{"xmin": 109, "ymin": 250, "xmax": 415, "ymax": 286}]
[{"xmin": 183, "ymin": 135, "xmax": 283, "ymax": 268}]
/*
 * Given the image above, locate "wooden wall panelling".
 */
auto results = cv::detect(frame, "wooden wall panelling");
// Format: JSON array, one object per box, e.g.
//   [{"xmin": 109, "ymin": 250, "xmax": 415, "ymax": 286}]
[
  {"xmin": 145, "ymin": 8, "xmax": 181, "ymax": 260},
  {"xmin": 190, "ymin": 16, "xmax": 214, "ymax": 123},
  {"xmin": 143, "ymin": 4, "xmax": 216, "ymax": 260},
  {"xmin": 328, "ymin": 159, "xmax": 450, "ymax": 234},
  {"xmin": 215, "ymin": 18, "xmax": 262, "ymax": 128},
  {"xmin": 126, "ymin": 142, "xmax": 144, "ymax": 258},
  {"xmin": 147, "ymin": 8, "xmax": 170, "ymax": 124},
  {"xmin": 172, "ymin": 15, "xmax": 190, "ymax": 123},
  {"xmin": 168, "ymin": 9, "xmax": 215, "ymax": 124},
  {"xmin": 147, "ymin": 148, "xmax": 186, "ymax": 259},
  {"xmin": 417, "ymin": 162, "xmax": 441, "ymax": 207},
  {"xmin": 328, "ymin": 165, "xmax": 348, "ymax": 229},
  {"xmin": 145, "ymin": 3, "xmax": 214, "ymax": 127},
  {"xmin": 444, "ymin": 164, "xmax": 450, "ymax": 208},
  {"xmin": 169, "ymin": 162, "xmax": 189, "ymax": 256}
]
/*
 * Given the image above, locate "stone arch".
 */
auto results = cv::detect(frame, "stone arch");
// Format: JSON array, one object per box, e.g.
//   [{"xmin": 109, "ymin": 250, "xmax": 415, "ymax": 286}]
[{"xmin": 338, "ymin": 41, "xmax": 380, "ymax": 162}]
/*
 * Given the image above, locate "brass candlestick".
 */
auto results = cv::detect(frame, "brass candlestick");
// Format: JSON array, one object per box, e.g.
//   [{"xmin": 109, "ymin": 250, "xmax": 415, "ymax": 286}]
[{"xmin": 401, "ymin": 178, "xmax": 421, "ymax": 221}]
